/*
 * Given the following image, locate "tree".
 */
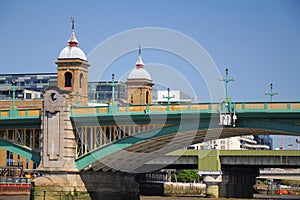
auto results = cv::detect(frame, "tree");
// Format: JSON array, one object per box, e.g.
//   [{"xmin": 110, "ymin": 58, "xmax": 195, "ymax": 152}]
[{"xmin": 176, "ymin": 169, "xmax": 200, "ymax": 183}]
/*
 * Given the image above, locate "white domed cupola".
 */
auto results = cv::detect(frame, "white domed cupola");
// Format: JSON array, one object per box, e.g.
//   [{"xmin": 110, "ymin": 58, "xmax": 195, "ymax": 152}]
[
  {"xmin": 127, "ymin": 45, "xmax": 153, "ymax": 104},
  {"xmin": 58, "ymin": 18, "xmax": 87, "ymax": 60},
  {"xmin": 128, "ymin": 46, "xmax": 152, "ymax": 80},
  {"xmin": 56, "ymin": 18, "xmax": 89, "ymax": 106}
]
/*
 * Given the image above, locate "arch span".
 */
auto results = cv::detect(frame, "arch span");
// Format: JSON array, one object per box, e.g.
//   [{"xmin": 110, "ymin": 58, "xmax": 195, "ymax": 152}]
[
  {"xmin": 0, "ymin": 138, "xmax": 40, "ymax": 164},
  {"xmin": 75, "ymin": 118, "xmax": 299, "ymax": 172}
]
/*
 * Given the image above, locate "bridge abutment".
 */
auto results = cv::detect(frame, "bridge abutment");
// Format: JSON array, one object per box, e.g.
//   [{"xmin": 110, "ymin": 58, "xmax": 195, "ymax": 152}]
[
  {"xmin": 31, "ymin": 172, "xmax": 140, "ymax": 200},
  {"xmin": 219, "ymin": 167, "xmax": 259, "ymax": 198}
]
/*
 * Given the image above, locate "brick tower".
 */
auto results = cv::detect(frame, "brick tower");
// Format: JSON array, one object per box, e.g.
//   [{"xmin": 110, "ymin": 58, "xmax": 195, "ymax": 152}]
[
  {"xmin": 56, "ymin": 18, "xmax": 89, "ymax": 106},
  {"xmin": 127, "ymin": 46, "xmax": 153, "ymax": 104}
]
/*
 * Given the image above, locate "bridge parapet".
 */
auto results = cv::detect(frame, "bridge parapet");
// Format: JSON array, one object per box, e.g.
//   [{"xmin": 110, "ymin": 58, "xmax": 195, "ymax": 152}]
[
  {"xmin": 0, "ymin": 108, "xmax": 40, "ymax": 119},
  {"xmin": 70, "ymin": 102, "xmax": 300, "ymax": 117},
  {"xmin": 0, "ymin": 102, "xmax": 299, "ymax": 119}
]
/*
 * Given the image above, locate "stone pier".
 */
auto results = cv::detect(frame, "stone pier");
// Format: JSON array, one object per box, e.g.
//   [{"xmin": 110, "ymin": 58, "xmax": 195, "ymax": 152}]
[
  {"xmin": 31, "ymin": 172, "xmax": 140, "ymax": 200},
  {"xmin": 30, "ymin": 86, "xmax": 140, "ymax": 200},
  {"xmin": 202, "ymin": 173, "xmax": 222, "ymax": 198},
  {"xmin": 219, "ymin": 166, "xmax": 259, "ymax": 198}
]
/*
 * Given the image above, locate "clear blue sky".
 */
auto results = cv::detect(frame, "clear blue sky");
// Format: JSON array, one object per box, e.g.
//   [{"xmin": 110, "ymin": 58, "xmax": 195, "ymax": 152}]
[
  {"xmin": 1, "ymin": 0, "xmax": 300, "ymax": 149},
  {"xmin": 1, "ymin": 0, "xmax": 299, "ymax": 101}
]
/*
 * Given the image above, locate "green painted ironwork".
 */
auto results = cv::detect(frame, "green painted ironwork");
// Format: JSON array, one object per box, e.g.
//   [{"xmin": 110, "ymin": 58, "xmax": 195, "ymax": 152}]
[
  {"xmin": 75, "ymin": 124, "xmax": 187, "ymax": 170},
  {"xmin": 0, "ymin": 102, "xmax": 299, "ymax": 120},
  {"xmin": 163, "ymin": 88, "xmax": 175, "ymax": 111},
  {"xmin": 75, "ymin": 116, "xmax": 300, "ymax": 170},
  {"xmin": 73, "ymin": 92, "xmax": 82, "ymax": 107},
  {"xmin": 265, "ymin": 83, "xmax": 279, "ymax": 102},
  {"xmin": 9, "ymin": 80, "xmax": 18, "ymax": 118},
  {"xmin": 220, "ymin": 68, "xmax": 234, "ymax": 103},
  {"xmin": 0, "ymin": 138, "xmax": 40, "ymax": 164}
]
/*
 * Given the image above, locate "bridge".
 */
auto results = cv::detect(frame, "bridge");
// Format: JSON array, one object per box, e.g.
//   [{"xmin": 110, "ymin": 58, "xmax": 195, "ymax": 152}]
[
  {"xmin": 1, "ymin": 101, "xmax": 299, "ymax": 168},
  {"xmin": 143, "ymin": 149, "xmax": 300, "ymax": 197},
  {"xmin": 0, "ymin": 87, "xmax": 300, "ymax": 199},
  {"xmin": 259, "ymin": 169, "xmax": 300, "ymax": 181}
]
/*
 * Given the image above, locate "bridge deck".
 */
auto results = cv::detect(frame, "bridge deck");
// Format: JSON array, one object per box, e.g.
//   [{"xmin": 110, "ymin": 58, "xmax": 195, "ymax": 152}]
[{"xmin": 0, "ymin": 102, "xmax": 299, "ymax": 120}]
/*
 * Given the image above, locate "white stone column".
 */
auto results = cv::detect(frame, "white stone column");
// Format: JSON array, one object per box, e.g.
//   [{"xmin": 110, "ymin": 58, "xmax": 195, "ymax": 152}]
[{"xmin": 200, "ymin": 171, "xmax": 222, "ymax": 198}]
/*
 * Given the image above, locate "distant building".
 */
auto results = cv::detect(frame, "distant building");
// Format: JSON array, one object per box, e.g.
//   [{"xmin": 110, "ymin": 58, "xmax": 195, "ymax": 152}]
[
  {"xmin": 207, "ymin": 135, "xmax": 270, "ymax": 150},
  {"xmin": 24, "ymin": 89, "xmax": 42, "ymax": 100},
  {"xmin": 0, "ymin": 73, "xmax": 57, "ymax": 100},
  {"xmin": 0, "ymin": 74, "xmax": 127, "ymax": 104},
  {"xmin": 153, "ymin": 90, "xmax": 192, "ymax": 104},
  {"xmin": 88, "ymin": 81, "xmax": 127, "ymax": 104},
  {"xmin": 185, "ymin": 135, "xmax": 271, "ymax": 150}
]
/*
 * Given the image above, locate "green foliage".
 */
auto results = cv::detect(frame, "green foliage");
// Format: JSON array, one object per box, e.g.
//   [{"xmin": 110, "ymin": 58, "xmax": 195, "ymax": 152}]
[
  {"xmin": 281, "ymin": 179, "xmax": 300, "ymax": 186},
  {"xmin": 263, "ymin": 179, "xmax": 269, "ymax": 185},
  {"xmin": 176, "ymin": 169, "xmax": 200, "ymax": 183}
]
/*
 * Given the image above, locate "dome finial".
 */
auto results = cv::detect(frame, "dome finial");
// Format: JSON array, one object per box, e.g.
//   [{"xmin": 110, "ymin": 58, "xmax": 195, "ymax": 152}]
[
  {"xmin": 138, "ymin": 44, "xmax": 142, "ymax": 55},
  {"xmin": 136, "ymin": 44, "xmax": 144, "ymax": 68},
  {"xmin": 70, "ymin": 17, "xmax": 75, "ymax": 30},
  {"xmin": 68, "ymin": 17, "xmax": 78, "ymax": 47}
]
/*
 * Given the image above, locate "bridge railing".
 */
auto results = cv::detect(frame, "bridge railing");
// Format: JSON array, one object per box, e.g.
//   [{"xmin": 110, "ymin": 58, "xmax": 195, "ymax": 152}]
[
  {"xmin": 260, "ymin": 169, "xmax": 300, "ymax": 175},
  {"xmin": 71, "ymin": 102, "xmax": 300, "ymax": 117},
  {"xmin": 235, "ymin": 102, "xmax": 300, "ymax": 112},
  {"xmin": 0, "ymin": 102, "xmax": 299, "ymax": 119},
  {"xmin": 0, "ymin": 108, "xmax": 41, "ymax": 119}
]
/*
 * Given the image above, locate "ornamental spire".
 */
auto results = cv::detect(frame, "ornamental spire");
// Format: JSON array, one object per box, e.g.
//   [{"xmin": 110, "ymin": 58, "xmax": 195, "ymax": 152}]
[
  {"xmin": 68, "ymin": 17, "xmax": 78, "ymax": 47},
  {"xmin": 136, "ymin": 44, "xmax": 144, "ymax": 68}
]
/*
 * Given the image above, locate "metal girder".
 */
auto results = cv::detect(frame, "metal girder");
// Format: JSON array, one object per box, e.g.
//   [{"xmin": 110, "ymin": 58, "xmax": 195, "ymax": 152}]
[{"xmin": 0, "ymin": 138, "xmax": 40, "ymax": 164}]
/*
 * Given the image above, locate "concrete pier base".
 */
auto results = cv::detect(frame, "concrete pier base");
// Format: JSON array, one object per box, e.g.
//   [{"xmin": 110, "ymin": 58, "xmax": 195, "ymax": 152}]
[
  {"xmin": 203, "ymin": 174, "xmax": 222, "ymax": 198},
  {"xmin": 30, "ymin": 171, "xmax": 140, "ymax": 200},
  {"xmin": 30, "ymin": 173, "xmax": 89, "ymax": 200},
  {"xmin": 81, "ymin": 171, "xmax": 140, "ymax": 200}
]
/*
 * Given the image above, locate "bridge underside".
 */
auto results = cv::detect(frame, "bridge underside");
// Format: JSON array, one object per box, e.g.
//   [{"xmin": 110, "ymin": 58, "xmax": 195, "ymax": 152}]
[
  {"xmin": 1, "ymin": 110, "xmax": 299, "ymax": 172},
  {"xmin": 78, "ymin": 127, "xmax": 295, "ymax": 172}
]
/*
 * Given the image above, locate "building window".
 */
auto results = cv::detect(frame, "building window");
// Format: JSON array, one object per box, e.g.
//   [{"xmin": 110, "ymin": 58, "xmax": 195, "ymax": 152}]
[
  {"xmin": 17, "ymin": 155, "xmax": 21, "ymax": 166},
  {"xmin": 64, "ymin": 72, "xmax": 72, "ymax": 87},
  {"xmin": 25, "ymin": 93, "xmax": 32, "ymax": 99},
  {"xmin": 6, "ymin": 151, "xmax": 13, "ymax": 166},
  {"xmin": 79, "ymin": 73, "xmax": 83, "ymax": 88},
  {"xmin": 146, "ymin": 91, "xmax": 149, "ymax": 104}
]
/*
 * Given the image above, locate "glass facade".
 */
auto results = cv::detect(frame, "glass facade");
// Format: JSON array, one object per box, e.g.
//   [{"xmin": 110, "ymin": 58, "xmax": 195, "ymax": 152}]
[
  {"xmin": 88, "ymin": 81, "xmax": 127, "ymax": 103},
  {"xmin": 0, "ymin": 73, "xmax": 128, "ymax": 103},
  {"xmin": 0, "ymin": 73, "xmax": 57, "ymax": 100}
]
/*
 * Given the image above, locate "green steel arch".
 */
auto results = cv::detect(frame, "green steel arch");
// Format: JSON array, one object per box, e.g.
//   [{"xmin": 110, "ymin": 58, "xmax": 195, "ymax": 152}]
[
  {"xmin": 75, "ymin": 111, "xmax": 300, "ymax": 171},
  {"xmin": 0, "ymin": 138, "xmax": 40, "ymax": 164}
]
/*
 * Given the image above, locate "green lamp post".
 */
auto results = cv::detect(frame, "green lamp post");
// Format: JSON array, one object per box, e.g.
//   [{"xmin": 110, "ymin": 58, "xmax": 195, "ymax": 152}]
[
  {"xmin": 163, "ymin": 88, "xmax": 175, "ymax": 111},
  {"xmin": 264, "ymin": 83, "xmax": 279, "ymax": 102},
  {"xmin": 74, "ymin": 92, "xmax": 82, "ymax": 107},
  {"xmin": 111, "ymin": 73, "xmax": 115, "ymax": 106},
  {"xmin": 10, "ymin": 80, "xmax": 18, "ymax": 117},
  {"xmin": 220, "ymin": 68, "xmax": 234, "ymax": 103}
]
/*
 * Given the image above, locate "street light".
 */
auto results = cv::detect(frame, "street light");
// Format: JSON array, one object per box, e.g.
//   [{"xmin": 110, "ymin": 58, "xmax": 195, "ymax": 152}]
[
  {"xmin": 10, "ymin": 80, "xmax": 18, "ymax": 117},
  {"xmin": 220, "ymin": 68, "xmax": 234, "ymax": 103},
  {"xmin": 74, "ymin": 92, "xmax": 82, "ymax": 107},
  {"xmin": 163, "ymin": 88, "xmax": 175, "ymax": 111},
  {"xmin": 264, "ymin": 83, "xmax": 279, "ymax": 102},
  {"xmin": 111, "ymin": 73, "xmax": 115, "ymax": 107}
]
